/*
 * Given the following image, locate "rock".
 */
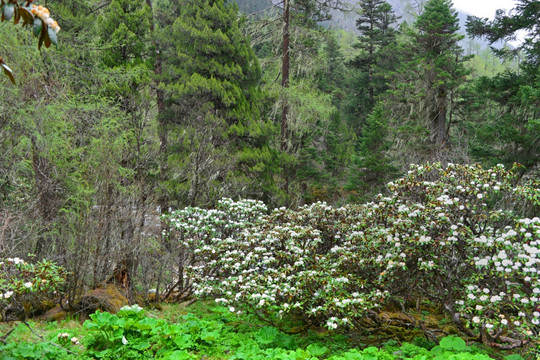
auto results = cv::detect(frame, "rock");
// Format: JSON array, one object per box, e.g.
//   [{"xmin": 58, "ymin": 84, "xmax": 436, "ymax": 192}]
[
  {"xmin": 76, "ymin": 284, "xmax": 129, "ymax": 315},
  {"xmin": 42, "ymin": 306, "xmax": 67, "ymax": 322}
]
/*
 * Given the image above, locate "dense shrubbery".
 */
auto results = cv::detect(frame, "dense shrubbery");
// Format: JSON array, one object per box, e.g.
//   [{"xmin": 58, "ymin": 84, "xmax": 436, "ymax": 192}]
[
  {"xmin": 167, "ymin": 163, "xmax": 540, "ymax": 348},
  {"xmin": 0, "ymin": 257, "xmax": 66, "ymax": 321}
]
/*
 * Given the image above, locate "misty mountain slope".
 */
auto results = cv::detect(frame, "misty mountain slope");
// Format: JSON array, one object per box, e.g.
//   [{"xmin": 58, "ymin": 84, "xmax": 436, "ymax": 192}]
[{"xmin": 231, "ymin": 0, "xmax": 509, "ymax": 52}]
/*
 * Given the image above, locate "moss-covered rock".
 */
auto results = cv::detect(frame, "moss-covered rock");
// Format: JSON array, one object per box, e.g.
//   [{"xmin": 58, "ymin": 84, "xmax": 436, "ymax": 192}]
[
  {"xmin": 42, "ymin": 305, "xmax": 67, "ymax": 322},
  {"xmin": 76, "ymin": 284, "xmax": 129, "ymax": 315}
]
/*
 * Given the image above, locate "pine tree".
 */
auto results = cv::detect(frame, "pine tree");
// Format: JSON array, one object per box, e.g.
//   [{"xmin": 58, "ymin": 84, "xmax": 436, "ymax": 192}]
[
  {"xmin": 346, "ymin": 103, "xmax": 394, "ymax": 201},
  {"xmin": 352, "ymin": 0, "xmax": 398, "ymax": 107},
  {"xmin": 412, "ymin": 0, "xmax": 468, "ymax": 145},
  {"xmin": 464, "ymin": 0, "xmax": 539, "ymax": 171},
  {"xmin": 161, "ymin": 0, "xmax": 273, "ymax": 207},
  {"xmin": 385, "ymin": 0, "xmax": 469, "ymax": 167}
]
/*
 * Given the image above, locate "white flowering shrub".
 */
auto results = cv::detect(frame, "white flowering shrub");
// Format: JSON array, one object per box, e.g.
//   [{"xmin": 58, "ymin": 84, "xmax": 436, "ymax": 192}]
[
  {"xmin": 168, "ymin": 200, "xmax": 386, "ymax": 329},
  {"xmin": 166, "ymin": 164, "xmax": 540, "ymax": 348},
  {"xmin": 0, "ymin": 257, "xmax": 67, "ymax": 320},
  {"xmin": 163, "ymin": 198, "xmax": 268, "ymax": 295},
  {"xmin": 349, "ymin": 163, "xmax": 540, "ymax": 346}
]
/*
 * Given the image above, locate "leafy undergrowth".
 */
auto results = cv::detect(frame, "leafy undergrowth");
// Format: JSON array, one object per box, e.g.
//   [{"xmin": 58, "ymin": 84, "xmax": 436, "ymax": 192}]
[{"xmin": 0, "ymin": 302, "xmax": 534, "ymax": 360}]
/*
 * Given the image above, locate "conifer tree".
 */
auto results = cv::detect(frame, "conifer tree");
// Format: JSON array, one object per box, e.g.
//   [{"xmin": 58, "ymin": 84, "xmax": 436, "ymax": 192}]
[
  {"xmin": 412, "ymin": 0, "xmax": 468, "ymax": 145},
  {"xmin": 352, "ymin": 0, "xmax": 398, "ymax": 107},
  {"xmin": 161, "ymin": 0, "xmax": 273, "ymax": 207},
  {"xmin": 386, "ymin": 0, "xmax": 469, "ymax": 166},
  {"xmin": 463, "ymin": 0, "xmax": 539, "ymax": 171},
  {"xmin": 346, "ymin": 103, "xmax": 394, "ymax": 201}
]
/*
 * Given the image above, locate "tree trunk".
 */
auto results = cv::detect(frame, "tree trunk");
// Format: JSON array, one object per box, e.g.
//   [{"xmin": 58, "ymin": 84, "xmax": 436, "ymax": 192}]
[
  {"xmin": 281, "ymin": 0, "xmax": 290, "ymax": 196},
  {"xmin": 31, "ymin": 138, "xmax": 59, "ymax": 256},
  {"xmin": 146, "ymin": 0, "xmax": 169, "ymax": 229},
  {"xmin": 434, "ymin": 86, "xmax": 448, "ymax": 145}
]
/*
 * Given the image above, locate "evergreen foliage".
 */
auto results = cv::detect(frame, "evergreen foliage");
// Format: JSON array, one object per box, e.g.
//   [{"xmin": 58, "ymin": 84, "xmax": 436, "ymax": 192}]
[
  {"xmin": 346, "ymin": 103, "xmax": 394, "ymax": 200},
  {"xmin": 464, "ymin": 0, "xmax": 539, "ymax": 172},
  {"xmin": 386, "ymin": 0, "xmax": 470, "ymax": 167},
  {"xmin": 160, "ymin": 0, "xmax": 275, "ymax": 207},
  {"xmin": 351, "ymin": 0, "xmax": 398, "ymax": 110},
  {"xmin": 1, "ymin": 0, "xmax": 538, "ymax": 343}
]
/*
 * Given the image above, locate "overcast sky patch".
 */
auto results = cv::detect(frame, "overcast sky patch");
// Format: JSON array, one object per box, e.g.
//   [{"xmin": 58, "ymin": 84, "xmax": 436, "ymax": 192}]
[{"xmin": 451, "ymin": 0, "xmax": 517, "ymax": 19}]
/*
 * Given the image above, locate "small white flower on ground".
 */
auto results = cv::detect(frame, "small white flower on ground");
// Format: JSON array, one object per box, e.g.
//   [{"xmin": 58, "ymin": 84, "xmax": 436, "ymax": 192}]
[
  {"xmin": 122, "ymin": 336, "xmax": 128, "ymax": 345},
  {"xmin": 472, "ymin": 316, "xmax": 480, "ymax": 324},
  {"xmin": 24, "ymin": 282, "xmax": 32, "ymax": 288}
]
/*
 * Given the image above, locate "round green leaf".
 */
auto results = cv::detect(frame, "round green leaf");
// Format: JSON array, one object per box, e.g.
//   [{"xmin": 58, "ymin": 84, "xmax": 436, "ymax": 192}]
[
  {"xmin": 439, "ymin": 336, "xmax": 467, "ymax": 352},
  {"xmin": 33, "ymin": 17, "xmax": 42, "ymax": 37},
  {"xmin": 3, "ymin": 3, "xmax": 14, "ymax": 21},
  {"xmin": 47, "ymin": 27, "xmax": 58, "ymax": 47}
]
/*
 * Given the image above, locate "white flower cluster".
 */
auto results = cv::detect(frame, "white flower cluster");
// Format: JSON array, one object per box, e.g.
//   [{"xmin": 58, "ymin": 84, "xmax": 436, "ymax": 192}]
[
  {"xmin": 0, "ymin": 291, "xmax": 13, "ymax": 299},
  {"xmin": 31, "ymin": 5, "xmax": 60, "ymax": 33}
]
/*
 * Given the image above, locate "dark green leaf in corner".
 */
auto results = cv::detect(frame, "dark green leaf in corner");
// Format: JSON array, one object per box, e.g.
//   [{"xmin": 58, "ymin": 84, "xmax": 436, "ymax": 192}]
[
  {"xmin": 48, "ymin": 27, "xmax": 58, "ymax": 47},
  {"xmin": 3, "ymin": 3, "xmax": 14, "ymax": 21},
  {"xmin": 38, "ymin": 17, "xmax": 48, "ymax": 50},
  {"xmin": 33, "ymin": 17, "xmax": 42, "ymax": 37}
]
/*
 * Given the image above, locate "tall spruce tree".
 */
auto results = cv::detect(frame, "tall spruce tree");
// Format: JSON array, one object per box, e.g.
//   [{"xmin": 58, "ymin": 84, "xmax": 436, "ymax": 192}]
[
  {"xmin": 386, "ymin": 0, "xmax": 469, "ymax": 167},
  {"xmin": 412, "ymin": 0, "xmax": 469, "ymax": 145},
  {"xmin": 344, "ymin": 0, "xmax": 398, "ymax": 135},
  {"xmin": 346, "ymin": 103, "xmax": 394, "ymax": 201},
  {"xmin": 161, "ymin": 0, "xmax": 274, "ymax": 207},
  {"xmin": 352, "ymin": 0, "xmax": 398, "ymax": 108}
]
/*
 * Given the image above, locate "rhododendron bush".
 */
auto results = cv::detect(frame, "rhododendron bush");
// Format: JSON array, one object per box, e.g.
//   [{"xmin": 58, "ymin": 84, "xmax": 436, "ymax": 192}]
[
  {"xmin": 0, "ymin": 257, "xmax": 67, "ymax": 321},
  {"xmin": 0, "ymin": 0, "xmax": 60, "ymax": 83},
  {"xmin": 166, "ymin": 163, "xmax": 540, "ymax": 348}
]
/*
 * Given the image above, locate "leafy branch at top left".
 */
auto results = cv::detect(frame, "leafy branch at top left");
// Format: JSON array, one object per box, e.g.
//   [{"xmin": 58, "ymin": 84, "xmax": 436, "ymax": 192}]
[{"xmin": 0, "ymin": 0, "xmax": 60, "ymax": 84}]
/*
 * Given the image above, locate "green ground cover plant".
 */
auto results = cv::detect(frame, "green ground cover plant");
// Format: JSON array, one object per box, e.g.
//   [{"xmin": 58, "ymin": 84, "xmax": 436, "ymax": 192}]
[{"xmin": 0, "ymin": 303, "xmax": 531, "ymax": 359}]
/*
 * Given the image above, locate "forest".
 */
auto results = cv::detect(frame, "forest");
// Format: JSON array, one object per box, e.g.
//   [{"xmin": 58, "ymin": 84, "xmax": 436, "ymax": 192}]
[{"xmin": 0, "ymin": 0, "xmax": 539, "ymax": 359}]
